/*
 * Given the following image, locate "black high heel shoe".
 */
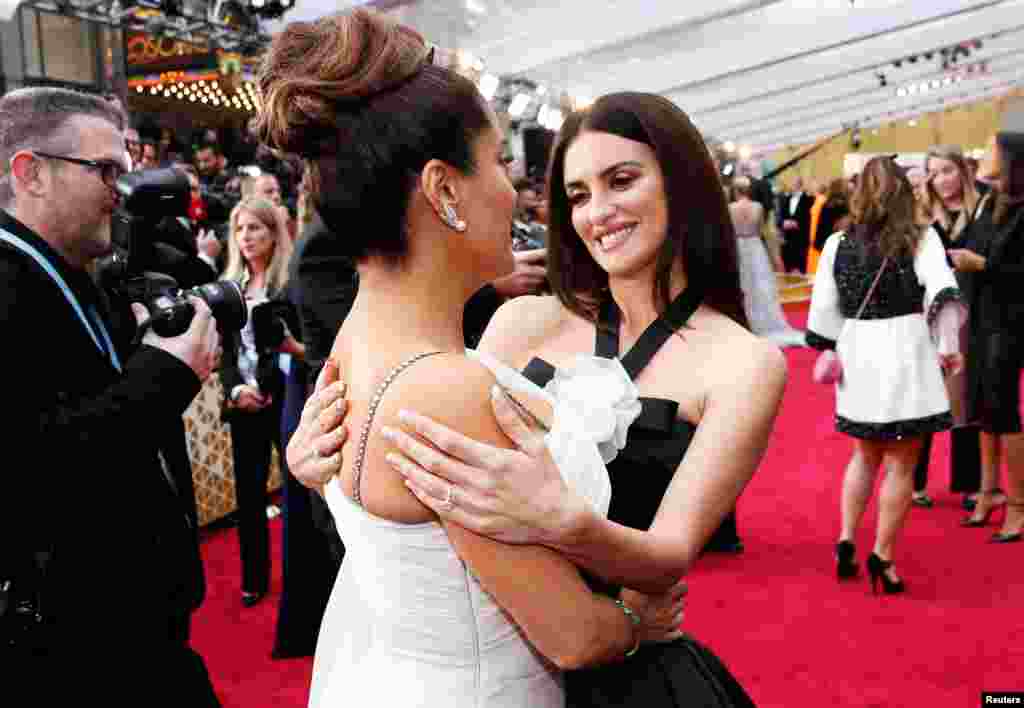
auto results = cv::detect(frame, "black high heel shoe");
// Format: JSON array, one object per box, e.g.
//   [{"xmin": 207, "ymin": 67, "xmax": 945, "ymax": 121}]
[
  {"xmin": 912, "ymin": 492, "xmax": 934, "ymax": 508},
  {"xmin": 990, "ymin": 500, "xmax": 1024, "ymax": 544},
  {"xmin": 961, "ymin": 489, "xmax": 1003, "ymax": 527},
  {"xmin": 836, "ymin": 540, "xmax": 858, "ymax": 579},
  {"xmin": 866, "ymin": 553, "xmax": 904, "ymax": 595},
  {"xmin": 241, "ymin": 590, "xmax": 265, "ymax": 608}
]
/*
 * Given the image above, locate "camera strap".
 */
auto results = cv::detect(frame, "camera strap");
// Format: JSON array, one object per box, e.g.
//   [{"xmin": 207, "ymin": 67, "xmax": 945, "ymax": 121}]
[{"xmin": 0, "ymin": 226, "xmax": 122, "ymax": 372}]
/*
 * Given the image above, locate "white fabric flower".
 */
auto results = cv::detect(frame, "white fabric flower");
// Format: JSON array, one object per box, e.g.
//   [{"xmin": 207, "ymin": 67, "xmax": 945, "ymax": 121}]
[{"xmin": 544, "ymin": 356, "xmax": 642, "ymax": 464}]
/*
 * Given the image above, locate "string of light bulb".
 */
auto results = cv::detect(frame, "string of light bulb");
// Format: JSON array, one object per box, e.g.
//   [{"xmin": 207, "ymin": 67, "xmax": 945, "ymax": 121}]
[{"xmin": 133, "ymin": 77, "xmax": 262, "ymax": 112}]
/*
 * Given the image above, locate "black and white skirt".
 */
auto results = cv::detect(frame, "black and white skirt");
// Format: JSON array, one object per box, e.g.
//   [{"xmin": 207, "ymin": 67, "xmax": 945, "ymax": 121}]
[{"xmin": 833, "ymin": 313, "xmax": 953, "ymax": 440}]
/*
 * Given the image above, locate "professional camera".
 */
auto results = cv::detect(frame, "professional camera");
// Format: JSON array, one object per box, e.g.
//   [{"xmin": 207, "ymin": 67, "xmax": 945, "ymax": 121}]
[{"xmin": 98, "ymin": 168, "xmax": 248, "ymax": 338}]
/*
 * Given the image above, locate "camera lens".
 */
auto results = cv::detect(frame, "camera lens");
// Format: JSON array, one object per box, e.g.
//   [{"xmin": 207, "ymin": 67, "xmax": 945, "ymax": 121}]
[{"xmin": 188, "ymin": 280, "xmax": 248, "ymax": 333}]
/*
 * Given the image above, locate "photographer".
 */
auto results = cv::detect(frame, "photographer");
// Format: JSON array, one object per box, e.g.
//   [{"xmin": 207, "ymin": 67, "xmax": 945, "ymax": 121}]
[{"xmin": 0, "ymin": 88, "xmax": 221, "ymax": 702}]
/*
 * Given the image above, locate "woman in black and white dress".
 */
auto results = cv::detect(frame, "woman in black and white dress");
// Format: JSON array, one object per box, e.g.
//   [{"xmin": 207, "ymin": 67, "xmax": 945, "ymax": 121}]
[{"xmin": 807, "ymin": 156, "xmax": 965, "ymax": 594}]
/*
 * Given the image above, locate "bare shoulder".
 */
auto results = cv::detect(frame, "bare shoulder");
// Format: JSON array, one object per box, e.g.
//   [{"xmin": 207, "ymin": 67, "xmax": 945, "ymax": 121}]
[
  {"xmin": 352, "ymin": 352, "xmax": 511, "ymax": 522},
  {"xmin": 374, "ymin": 353, "xmax": 509, "ymax": 449},
  {"xmin": 693, "ymin": 309, "xmax": 787, "ymax": 395},
  {"xmin": 477, "ymin": 294, "xmax": 567, "ymax": 361}
]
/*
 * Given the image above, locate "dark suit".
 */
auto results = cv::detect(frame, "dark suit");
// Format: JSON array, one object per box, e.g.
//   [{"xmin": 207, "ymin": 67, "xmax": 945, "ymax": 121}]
[
  {"xmin": 0, "ymin": 211, "xmax": 219, "ymax": 704},
  {"xmin": 291, "ymin": 214, "xmax": 359, "ymax": 379},
  {"xmin": 101, "ymin": 217, "xmax": 218, "ymax": 641},
  {"xmin": 219, "ymin": 283, "xmax": 292, "ymax": 596},
  {"xmin": 778, "ymin": 190, "xmax": 813, "ymax": 272}
]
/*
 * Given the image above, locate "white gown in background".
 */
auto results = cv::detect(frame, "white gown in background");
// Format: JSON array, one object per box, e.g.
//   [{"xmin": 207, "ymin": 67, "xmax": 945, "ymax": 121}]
[
  {"xmin": 309, "ymin": 350, "xmax": 640, "ymax": 708},
  {"xmin": 731, "ymin": 202, "xmax": 807, "ymax": 348}
]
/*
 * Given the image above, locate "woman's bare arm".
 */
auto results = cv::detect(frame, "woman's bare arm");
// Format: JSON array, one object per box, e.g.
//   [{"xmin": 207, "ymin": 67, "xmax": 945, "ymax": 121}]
[
  {"xmin": 377, "ymin": 357, "xmax": 641, "ymax": 669},
  {"xmin": 390, "ymin": 335, "xmax": 787, "ymax": 593},
  {"xmin": 553, "ymin": 340, "xmax": 787, "ymax": 590}
]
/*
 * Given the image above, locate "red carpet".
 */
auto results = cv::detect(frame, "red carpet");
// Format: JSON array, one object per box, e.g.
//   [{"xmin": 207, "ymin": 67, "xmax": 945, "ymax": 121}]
[{"xmin": 192, "ymin": 303, "xmax": 1023, "ymax": 707}]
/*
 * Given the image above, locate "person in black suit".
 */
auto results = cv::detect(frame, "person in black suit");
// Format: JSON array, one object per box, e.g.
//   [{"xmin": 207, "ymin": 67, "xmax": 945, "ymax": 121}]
[
  {"xmin": 269, "ymin": 208, "xmax": 347, "ymax": 659},
  {"xmin": 777, "ymin": 176, "xmax": 813, "ymax": 274},
  {"xmin": 0, "ymin": 88, "xmax": 222, "ymax": 703},
  {"xmin": 218, "ymin": 196, "xmax": 303, "ymax": 607}
]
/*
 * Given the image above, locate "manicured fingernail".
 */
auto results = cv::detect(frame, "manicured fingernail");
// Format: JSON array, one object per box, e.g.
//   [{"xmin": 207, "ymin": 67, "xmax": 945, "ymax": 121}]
[
  {"xmin": 381, "ymin": 426, "xmax": 395, "ymax": 441},
  {"xmin": 336, "ymin": 399, "xmax": 346, "ymax": 413}
]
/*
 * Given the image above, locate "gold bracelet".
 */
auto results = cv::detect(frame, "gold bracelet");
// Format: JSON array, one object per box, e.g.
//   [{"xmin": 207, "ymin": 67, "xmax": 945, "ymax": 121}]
[{"xmin": 614, "ymin": 599, "xmax": 641, "ymax": 658}]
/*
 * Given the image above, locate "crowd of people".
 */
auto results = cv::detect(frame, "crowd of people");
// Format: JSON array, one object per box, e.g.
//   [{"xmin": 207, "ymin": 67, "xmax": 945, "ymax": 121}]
[{"xmin": 2, "ymin": 5, "xmax": 1022, "ymax": 707}]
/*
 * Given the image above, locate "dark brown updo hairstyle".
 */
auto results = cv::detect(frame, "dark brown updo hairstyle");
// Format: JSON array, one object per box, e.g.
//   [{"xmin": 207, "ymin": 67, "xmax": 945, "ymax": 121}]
[
  {"xmin": 252, "ymin": 9, "xmax": 492, "ymax": 262},
  {"xmin": 546, "ymin": 92, "xmax": 747, "ymax": 328}
]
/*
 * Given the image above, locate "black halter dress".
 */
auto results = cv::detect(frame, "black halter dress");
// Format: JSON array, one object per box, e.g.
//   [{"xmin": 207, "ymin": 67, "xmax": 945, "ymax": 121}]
[{"xmin": 522, "ymin": 289, "xmax": 755, "ymax": 708}]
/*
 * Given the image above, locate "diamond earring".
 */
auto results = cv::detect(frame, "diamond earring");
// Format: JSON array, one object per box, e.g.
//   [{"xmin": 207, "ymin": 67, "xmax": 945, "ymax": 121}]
[{"xmin": 442, "ymin": 202, "xmax": 467, "ymax": 232}]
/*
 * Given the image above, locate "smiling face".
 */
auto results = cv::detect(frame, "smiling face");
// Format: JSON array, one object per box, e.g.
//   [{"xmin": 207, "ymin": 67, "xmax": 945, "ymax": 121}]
[
  {"xmin": 926, "ymin": 156, "xmax": 965, "ymax": 206},
  {"xmin": 562, "ymin": 130, "xmax": 669, "ymax": 280}
]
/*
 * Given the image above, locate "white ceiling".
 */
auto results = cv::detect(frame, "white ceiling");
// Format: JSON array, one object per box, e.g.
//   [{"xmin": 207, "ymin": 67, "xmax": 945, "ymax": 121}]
[{"xmin": 271, "ymin": 0, "xmax": 1024, "ymax": 153}]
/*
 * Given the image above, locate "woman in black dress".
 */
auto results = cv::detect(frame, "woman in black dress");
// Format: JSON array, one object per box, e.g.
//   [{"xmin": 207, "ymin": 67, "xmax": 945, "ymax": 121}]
[
  {"xmin": 948, "ymin": 114, "xmax": 1024, "ymax": 543},
  {"xmin": 219, "ymin": 198, "xmax": 301, "ymax": 607},
  {"xmin": 295, "ymin": 93, "xmax": 787, "ymax": 705},
  {"xmin": 912, "ymin": 145, "xmax": 984, "ymax": 510}
]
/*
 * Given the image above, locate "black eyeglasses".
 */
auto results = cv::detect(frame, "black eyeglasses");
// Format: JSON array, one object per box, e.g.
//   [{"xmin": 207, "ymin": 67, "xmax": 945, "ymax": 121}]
[{"xmin": 33, "ymin": 151, "xmax": 127, "ymax": 188}]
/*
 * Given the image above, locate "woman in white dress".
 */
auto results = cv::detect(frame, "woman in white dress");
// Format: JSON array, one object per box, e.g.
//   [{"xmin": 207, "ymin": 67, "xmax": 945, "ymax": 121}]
[
  {"xmin": 729, "ymin": 177, "xmax": 806, "ymax": 348},
  {"xmin": 254, "ymin": 10, "xmax": 683, "ymax": 707},
  {"xmin": 806, "ymin": 156, "xmax": 965, "ymax": 594},
  {"xmin": 290, "ymin": 92, "xmax": 786, "ymax": 706}
]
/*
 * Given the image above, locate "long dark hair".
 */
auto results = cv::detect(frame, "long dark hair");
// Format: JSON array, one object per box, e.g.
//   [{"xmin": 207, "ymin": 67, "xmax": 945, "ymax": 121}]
[
  {"xmin": 545, "ymin": 92, "xmax": 747, "ymax": 327},
  {"xmin": 991, "ymin": 131, "xmax": 1024, "ymax": 225}
]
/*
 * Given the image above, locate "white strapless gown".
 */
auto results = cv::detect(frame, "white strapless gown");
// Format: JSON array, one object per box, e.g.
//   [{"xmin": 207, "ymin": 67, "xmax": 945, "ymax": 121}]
[{"xmin": 309, "ymin": 351, "xmax": 640, "ymax": 707}]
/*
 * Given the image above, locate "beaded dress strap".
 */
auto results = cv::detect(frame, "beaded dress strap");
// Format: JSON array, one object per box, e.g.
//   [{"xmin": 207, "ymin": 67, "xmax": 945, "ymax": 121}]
[{"xmin": 352, "ymin": 351, "xmax": 444, "ymax": 508}]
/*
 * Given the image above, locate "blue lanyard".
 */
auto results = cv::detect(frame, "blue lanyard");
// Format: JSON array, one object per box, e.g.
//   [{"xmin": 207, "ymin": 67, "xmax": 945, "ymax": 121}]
[{"xmin": 0, "ymin": 226, "xmax": 123, "ymax": 372}]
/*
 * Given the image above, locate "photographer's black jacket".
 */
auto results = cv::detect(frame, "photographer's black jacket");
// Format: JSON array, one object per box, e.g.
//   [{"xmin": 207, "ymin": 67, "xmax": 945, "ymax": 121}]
[{"xmin": 0, "ymin": 211, "xmax": 205, "ymax": 686}]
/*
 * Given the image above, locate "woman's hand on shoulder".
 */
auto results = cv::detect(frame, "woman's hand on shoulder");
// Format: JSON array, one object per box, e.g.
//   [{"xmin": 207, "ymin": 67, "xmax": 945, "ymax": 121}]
[
  {"xmin": 384, "ymin": 380, "xmax": 587, "ymax": 545},
  {"xmin": 286, "ymin": 359, "xmax": 350, "ymax": 491}
]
